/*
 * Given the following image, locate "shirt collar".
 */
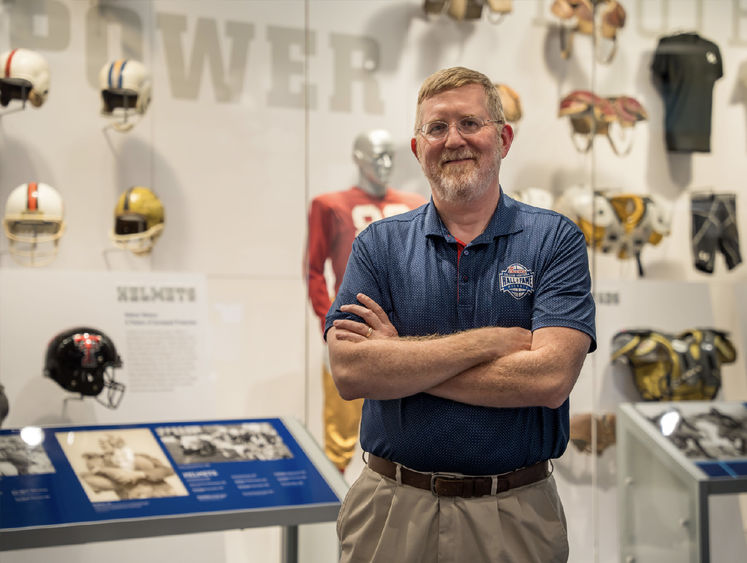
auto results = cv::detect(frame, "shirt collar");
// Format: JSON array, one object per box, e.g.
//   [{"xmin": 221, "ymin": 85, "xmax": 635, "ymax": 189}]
[{"xmin": 423, "ymin": 186, "xmax": 524, "ymax": 244}]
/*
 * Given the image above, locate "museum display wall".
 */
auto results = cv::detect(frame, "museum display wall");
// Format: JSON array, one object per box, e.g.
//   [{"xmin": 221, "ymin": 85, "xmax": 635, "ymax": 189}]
[{"xmin": 1, "ymin": 0, "xmax": 746, "ymax": 561}]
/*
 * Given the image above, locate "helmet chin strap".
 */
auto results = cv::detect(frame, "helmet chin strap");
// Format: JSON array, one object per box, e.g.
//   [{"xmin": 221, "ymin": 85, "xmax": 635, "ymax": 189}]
[{"xmin": 111, "ymin": 119, "xmax": 136, "ymax": 133}]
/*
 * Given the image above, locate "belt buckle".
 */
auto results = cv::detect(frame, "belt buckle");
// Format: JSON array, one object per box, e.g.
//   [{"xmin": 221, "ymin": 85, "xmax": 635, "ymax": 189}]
[{"xmin": 430, "ymin": 472, "xmax": 459, "ymax": 496}]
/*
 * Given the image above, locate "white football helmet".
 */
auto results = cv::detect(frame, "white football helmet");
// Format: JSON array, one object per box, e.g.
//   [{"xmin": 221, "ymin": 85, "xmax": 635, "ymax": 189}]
[
  {"xmin": 99, "ymin": 59, "xmax": 152, "ymax": 132},
  {"xmin": 110, "ymin": 186, "xmax": 165, "ymax": 255},
  {"xmin": 0, "ymin": 48, "xmax": 50, "ymax": 108},
  {"xmin": 3, "ymin": 182, "xmax": 66, "ymax": 266},
  {"xmin": 511, "ymin": 187, "xmax": 554, "ymax": 210}
]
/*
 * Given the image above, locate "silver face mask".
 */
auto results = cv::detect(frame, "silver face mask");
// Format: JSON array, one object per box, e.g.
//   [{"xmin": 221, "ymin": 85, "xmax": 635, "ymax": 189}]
[
  {"xmin": 353, "ymin": 129, "xmax": 394, "ymax": 196},
  {"xmin": 369, "ymin": 150, "xmax": 393, "ymax": 186}
]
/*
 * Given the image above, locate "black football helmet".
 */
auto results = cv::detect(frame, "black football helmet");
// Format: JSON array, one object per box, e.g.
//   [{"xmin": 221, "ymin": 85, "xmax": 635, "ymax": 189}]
[
  {"xmin": 44, "ymin": 327, "xmax": 124, "ymax": 409},
  {"xmin": 0, "ymin": 383, "xmax": 8, "ymax": 426}
]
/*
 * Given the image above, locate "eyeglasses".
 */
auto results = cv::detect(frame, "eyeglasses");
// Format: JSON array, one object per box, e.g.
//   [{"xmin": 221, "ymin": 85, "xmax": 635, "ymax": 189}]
[{"xmin": 417, "ymin": 116, "xmax": 503, "ymax": 142}]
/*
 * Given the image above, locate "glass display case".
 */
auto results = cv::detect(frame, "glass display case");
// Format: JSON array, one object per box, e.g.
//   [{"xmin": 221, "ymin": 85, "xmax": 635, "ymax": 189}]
[
  {"xmin": 0, "ymin": 1, "xmax": 746, "ymax": 562},
  {"xmin": 617, "ymin": 401, "xmax": 747, "ymax": 562}
]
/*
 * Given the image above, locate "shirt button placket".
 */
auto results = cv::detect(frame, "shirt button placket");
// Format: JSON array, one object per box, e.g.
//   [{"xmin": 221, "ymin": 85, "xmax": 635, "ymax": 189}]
[{"xmin": 458, "ymin": 248, "xmax": 473, "ymax": 326}]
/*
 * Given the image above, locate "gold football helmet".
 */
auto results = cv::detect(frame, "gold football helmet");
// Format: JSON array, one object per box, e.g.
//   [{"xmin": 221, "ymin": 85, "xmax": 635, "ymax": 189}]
[{"xmin": 110, "ymin": 186, "xmax": 164, "ymax": 255}]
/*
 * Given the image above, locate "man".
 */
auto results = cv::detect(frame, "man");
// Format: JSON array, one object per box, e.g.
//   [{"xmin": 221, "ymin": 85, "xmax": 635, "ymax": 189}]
[
  {"xmin": 325, "ymin": 67, "xmax": 596, "ymax": 562},
  {"xmin": 305, "ymin": 130, "xmax": 425, "ymax": 472},
  {"xmin": 0, "ymin": 442, "xmax": 30, "ymax": 476},
  {"xmin": 80, "ymin": 438, "xmax": 177, "ymax": 501}
]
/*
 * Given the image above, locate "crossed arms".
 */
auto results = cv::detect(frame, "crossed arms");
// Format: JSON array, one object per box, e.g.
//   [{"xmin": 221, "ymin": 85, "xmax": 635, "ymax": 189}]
[{"xmin": 327, "ymin": 293, "xmax": 591, "ymax": 409}]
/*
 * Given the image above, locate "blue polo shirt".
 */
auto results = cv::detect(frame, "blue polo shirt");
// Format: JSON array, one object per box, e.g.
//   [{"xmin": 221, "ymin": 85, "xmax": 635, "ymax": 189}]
[{"xmin": 325, "ymin": 190, "xmax": 596, "ymax": 474}]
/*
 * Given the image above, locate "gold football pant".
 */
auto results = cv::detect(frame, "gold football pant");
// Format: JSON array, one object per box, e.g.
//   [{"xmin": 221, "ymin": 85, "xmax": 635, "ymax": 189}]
[{"xmin": 323, "ymin": 362, "xmax": 363, "ymax": 472}]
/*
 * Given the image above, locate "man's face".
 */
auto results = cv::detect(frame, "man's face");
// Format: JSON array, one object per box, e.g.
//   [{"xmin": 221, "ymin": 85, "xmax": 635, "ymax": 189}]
[{"xmin": 412, "ymin": 83, "xmax": 512, "ymax": 205}]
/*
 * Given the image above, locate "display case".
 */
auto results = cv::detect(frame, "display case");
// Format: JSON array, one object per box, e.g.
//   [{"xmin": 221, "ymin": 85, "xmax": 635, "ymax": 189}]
[
  {"xmin": 617, "ymin": 402, "xmax": 747, "ymax": 563},
  {"xmin": 0, "ymin": 1, "xmax": 746, "ymax": 562},
  {"xmin": 0, "ymin": 416, "xmax": 347, "ymax": 563}
]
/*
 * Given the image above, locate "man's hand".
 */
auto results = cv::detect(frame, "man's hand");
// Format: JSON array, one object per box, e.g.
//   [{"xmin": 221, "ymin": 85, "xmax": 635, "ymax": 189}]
[{"xmin": 332, "ymin": 293, "xmax": 399, "ymax": 342}]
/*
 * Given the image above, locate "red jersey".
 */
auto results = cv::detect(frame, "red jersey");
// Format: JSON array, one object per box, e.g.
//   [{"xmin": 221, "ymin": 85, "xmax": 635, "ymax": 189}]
[{"xmin": 305, "ymin": 186, "xmax": 426, "ymax": 331}]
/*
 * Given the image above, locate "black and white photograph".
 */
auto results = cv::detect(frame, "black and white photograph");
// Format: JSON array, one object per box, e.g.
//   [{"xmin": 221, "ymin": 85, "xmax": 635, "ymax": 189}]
[
  {"xmin": 55, "ymin": 428, "xmax": 189, "ymax": 502},
  {"xmin": 157, "ymin": 422, "xmax": 294, "ymax": 465},
  {"xmin": 0, "ymin": 434, "xmax": 54, "ymax": 476}
]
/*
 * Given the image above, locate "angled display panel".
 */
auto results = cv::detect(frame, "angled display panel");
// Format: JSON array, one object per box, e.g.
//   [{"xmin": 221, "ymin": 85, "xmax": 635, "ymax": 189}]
[{"xmin": 0, "ymin": 417, "xmax": 345, "ymax": 551}]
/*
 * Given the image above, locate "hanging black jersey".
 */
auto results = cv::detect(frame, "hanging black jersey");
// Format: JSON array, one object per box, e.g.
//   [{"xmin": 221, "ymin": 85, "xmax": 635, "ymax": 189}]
[{"xmin": 651, "ymin": 32, "xmax": 723, "ymax": 153}]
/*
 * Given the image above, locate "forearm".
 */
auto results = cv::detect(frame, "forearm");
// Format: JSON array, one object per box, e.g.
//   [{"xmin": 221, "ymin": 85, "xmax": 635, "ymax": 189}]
[
  {"xmin": 142, "ymin": 467, "xmax": 174, "ymax": 481},
  {"xmin": 328, "ymin": 327, "xmax": 505, "ymax": 400},
  {"xmin": 427, "ymin": 351, "xmax": 561, "ymax": 408},
  {"xmin": 427, "ymin": 327, "xmax": 591, "ymax": 409}
]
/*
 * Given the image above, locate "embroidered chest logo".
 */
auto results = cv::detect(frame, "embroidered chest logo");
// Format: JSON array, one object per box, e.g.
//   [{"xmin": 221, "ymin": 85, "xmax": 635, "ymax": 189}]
[{"xmin": 499, "ymin": 263, "xmax": 534, "ymax": 300}]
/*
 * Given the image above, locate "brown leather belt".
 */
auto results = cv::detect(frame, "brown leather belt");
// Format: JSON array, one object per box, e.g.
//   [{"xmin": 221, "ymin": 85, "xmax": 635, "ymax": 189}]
[{"xmin": 367, "ymin": 454, "xmax": 550, "ymax": 498}]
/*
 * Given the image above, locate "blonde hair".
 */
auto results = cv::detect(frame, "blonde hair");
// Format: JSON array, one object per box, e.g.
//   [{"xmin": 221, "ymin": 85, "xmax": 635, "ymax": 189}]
[{"xmin": 414, "ymin": 67, "xmax": 505, "ymax": 133}]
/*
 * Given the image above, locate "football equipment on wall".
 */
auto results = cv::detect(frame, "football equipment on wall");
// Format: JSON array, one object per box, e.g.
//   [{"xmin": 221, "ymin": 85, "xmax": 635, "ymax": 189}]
[
  {"xmin": 99, "ymin": 59, "xmax": 152, "ymax": 132},
  {"xmin": 569, "ymin": 412, "xmax": 617, "ymax": 455},
  {"xmin": 423, "ymin": 0, "xmax": 448, "ymax": 15},
  {"xmin": 556, "ymin": 186, "xmax": 669, "ymax": 275},
  {"xmin": 511, "ymin": 187, "xmax": 554, "ymax": 210},
  {"xmin": 110, "ymin": 186, "xmax": 165, "ymax": 255},
  {"xmin": 558, "ymin": 90, "xmax": 616, "ymax": 152},
  {"xmin": 486, "ymin": 0, "xmax": 513, "ymax": 16},
  {"xmin": 44, "ymin": 327, "xmax": 125, "ymax": 409},
  {"xmin": 447, "ymin": 0, "xmax": 483, "ymax": 20},
  {"xmin": 558, "ymin": 90, "xmax": 647, "ymax": 155},
  {"xmin": 0, "ymin": 48, "xmax": 50, "ymax": 108},
  {"xmin": 423, "ymin": 0, "xmax": 512, "ymax": 22},
  {"xmin": 611, "ymin": 328, "xmax": 737, "ymax": 401},
  {"xmin": 494, "ymin": 83, "xmax": 522, "ymax": 128},
  {"xmin": 3, "ymin": 182, "xmax": 66, "ymax": 267},
  {"xmin": 550, "ymin": 0, "xmax": 625, "ymax": 63},
  {"xmin": 691, "ymin": 192, "xmax": 742, "ymax": 274}
]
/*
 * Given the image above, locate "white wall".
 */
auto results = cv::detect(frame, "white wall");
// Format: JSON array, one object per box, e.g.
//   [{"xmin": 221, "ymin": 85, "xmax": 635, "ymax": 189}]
[{"xmin": 1, "ymin": 1, "xmax": 746, "ymax": 562}]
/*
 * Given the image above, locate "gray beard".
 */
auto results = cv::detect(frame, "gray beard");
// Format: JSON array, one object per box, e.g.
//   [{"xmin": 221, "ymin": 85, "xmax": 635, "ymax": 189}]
[{"xmin": 430, "ymin": 159, "xmax": 498, "ymax": 204}]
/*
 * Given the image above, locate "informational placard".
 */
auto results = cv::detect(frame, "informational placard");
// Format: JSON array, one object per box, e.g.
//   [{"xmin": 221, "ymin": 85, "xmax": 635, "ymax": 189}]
[
  {"xmin": 0, "ymin": 270, "xmax": 214, "ymax": 427},
  {"xmin": 0, "ymin": 417, "xmax": 342, "ymax": 549}
]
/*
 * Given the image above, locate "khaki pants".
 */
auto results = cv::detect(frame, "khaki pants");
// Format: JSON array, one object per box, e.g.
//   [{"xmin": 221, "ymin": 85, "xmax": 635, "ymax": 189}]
[
  {"xmin": 323, "ymin": 362, "xmax": 363, "ymax": 471},
  {"xmin": 337, "ymin": 465, "xmax": 569, "ymax": 563}
]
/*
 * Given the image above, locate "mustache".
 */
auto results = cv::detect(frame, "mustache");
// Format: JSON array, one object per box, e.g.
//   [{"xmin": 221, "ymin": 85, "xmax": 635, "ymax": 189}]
[{"xmin": 440, "ymin": 149, "xmax": 476, "ymax": 165}]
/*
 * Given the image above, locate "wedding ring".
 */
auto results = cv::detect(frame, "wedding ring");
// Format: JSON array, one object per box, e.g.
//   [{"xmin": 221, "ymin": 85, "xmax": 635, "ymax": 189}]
[{"xmin": 366, "ymin": 326, "xmax": 373, "ymax": 338}]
